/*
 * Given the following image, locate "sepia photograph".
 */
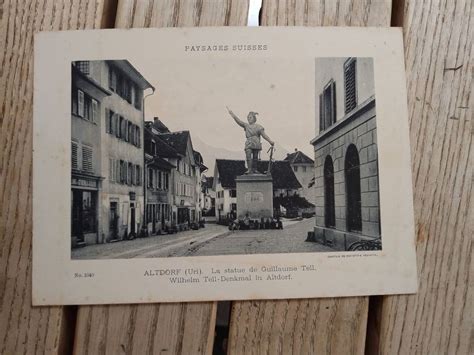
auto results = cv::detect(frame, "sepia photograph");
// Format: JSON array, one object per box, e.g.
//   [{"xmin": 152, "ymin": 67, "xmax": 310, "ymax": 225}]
[
  {"xmin": 33, "ymin": 27, "xmax": 417, "ymax": 305},
  {"xmin": 70, "ymin": 55, "xmax": 381, "ymax": 260}
]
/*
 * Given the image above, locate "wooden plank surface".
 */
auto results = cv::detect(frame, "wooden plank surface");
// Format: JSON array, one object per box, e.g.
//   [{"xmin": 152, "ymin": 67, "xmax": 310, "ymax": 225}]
[
  {"xmin": 227, "ymin": 1, "xmax": 391, "ymax": 353},
  {"xmin": 375, "ymin": 0, "xmax": 473, "ymax": 354},
  {"xmin": 73, "ymin": 1, "xmax": 249, "ymax": 354},
  {"xmin": 0, "ymin": 1, "xmax": 105, "ymax": 354}
]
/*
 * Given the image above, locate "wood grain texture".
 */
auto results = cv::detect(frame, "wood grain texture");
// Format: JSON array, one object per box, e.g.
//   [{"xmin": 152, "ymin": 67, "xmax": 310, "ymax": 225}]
[
  {"xmin": 0, "ymin": 1, "xmax": 104, "ymax": 354},
  {"xmin": 375, "ymin": 0, "xmax": 473, "ymax": 354},
  {"xmin": 227, "ymin": 1, "xmax": 392, "ymax": 354},
  {"xmin": 261, "ymin": 0, "xmax": 392, "ymax": 26},
  {"xmin": 73, "ymin": 1, "xmax": 249, "ymax": 354}
]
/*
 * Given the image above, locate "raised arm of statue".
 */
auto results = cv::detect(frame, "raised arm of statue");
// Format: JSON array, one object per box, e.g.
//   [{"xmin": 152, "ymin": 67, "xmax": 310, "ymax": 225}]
[
  {"xmin": 226, "ymin": 106, "xmax": 246, "ymax": 128},
  {"xmin": 261, "ymin": 129, "xmax": 275, "ymax": 146}
]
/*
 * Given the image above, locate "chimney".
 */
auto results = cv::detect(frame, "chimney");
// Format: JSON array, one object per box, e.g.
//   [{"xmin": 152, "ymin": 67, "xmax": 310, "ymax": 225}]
[
  {"xmin": 154, "ymin": 116, "xmax": 159, "ymax": 122},
  {"xmin": 294, "ymin": 148, "xmax": 297, "ymax": 152}
]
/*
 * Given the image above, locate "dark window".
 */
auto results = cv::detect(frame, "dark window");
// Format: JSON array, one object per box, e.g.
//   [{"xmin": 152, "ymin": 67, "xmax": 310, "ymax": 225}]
[
  {"xmin": 71, "ymin": 87, "xmax": 78, "ymax": 115},
  {"xmin": 324, "ymin": 156, "xmax": 336, "ymax": 228},
  {"xmin": 109, "ymin": 66, "xmax": 117, "ymax": 92},
  {"xmin": 230, "ymin": 189, "xmax": 237, "ymax": 198},
  {"xmin": 118, "ymin": 116, "xmax": 124, "ymax": 139},
  {"xmin": 107, "ymin": 110, "xmax": 115, "ymax": 134},
  {"xmin": 345, "ymin": 144, "xmax": 362, "ymax": 232},
  {"xmin": 148, "ymin": 168, "xmax": 153, "ymax": 188},
  {"xmin": 344, "ymin": 58, "xmax": 357, "ymax": 113},
  {"xmin": 319, "ymin": 80, "xmax": 336, "ymax": 132}
]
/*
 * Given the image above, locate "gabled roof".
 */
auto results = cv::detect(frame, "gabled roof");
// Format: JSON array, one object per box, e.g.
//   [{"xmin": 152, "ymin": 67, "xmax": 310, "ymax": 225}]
[
  {"xmin": 144, "ymin": 126, "xmax": 180, "ymax": 158},
  {"xmin": 148, "ymin": 156, "xmax": 175, "ymax": 170},
  {"xmin": 159, "ymin": 131, "xmax": 190, "ymax": 156},
  {"xmin": 203, "ymin": 177, "xmax": 214, "ymax": 189},
  {"xmin": 109, "ymin": 60, "xmax": 155, "ymax": 91},
  {"xmin": 215, "ymin": 159, "xmax": 302, "ymax": 189},
  {"xmin": 284, "ymin": 150, "xmax": 314, "ymax": 165},
  {"xmin": 155, "ymin": 136, "xmax": 180, "ymax": 158},
  {"xmin": 145, "ymin": 118, "xmax": 171, "ymax": 134}
]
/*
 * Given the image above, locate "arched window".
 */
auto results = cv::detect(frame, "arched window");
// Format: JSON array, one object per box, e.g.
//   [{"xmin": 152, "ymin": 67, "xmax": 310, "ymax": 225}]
[
  {"xmin": 324, "ymin": 156, "xmax": 335, "ymax": 228},
  {"xmin": 345, "ymin": 144, "xmax": 362, "ymax": 232}
]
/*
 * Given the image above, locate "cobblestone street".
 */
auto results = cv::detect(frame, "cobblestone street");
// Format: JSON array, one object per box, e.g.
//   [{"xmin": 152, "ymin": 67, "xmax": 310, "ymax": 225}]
[{"xmin": 72, "ymin": 217, "xmax": 333, "ymax": 259}]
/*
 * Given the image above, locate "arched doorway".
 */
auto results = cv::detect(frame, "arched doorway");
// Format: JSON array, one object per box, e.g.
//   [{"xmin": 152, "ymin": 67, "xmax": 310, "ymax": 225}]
[
  {"xmin": 345, "ymin": 144, "xmax": 362, "ymax": 232},
  {"xmin": 324, "ymin": 156, "xmax": 335, "ymax": 227}
]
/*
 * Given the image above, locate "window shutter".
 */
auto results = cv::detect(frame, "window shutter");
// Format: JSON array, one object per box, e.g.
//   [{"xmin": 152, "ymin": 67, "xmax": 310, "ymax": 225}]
[
  {"xmin": 344, "ymin": 58, "xmax": 357, "ymax": 113},
  {"xmin": 115, "ymin": 115, "xmax": 120, "ymax": 138},
  {"xmin": 92, "ymin": 99, "xmax": 99, "ymax": 123},
  {"xmin": 105, "ymin": 109, "xmax": 110, "ymax": 133},
  {"xmin": 319, "ymin": 94, "xmax": 324, "ymax": 132},
  {"xmin": 109, "ymin": 158, "xmax": 114, "ymax": 182},
  {"xmin": 116, "ymin": 161, "xmax": 121, "ymax": 184},
  {"xmin": 78, "ymin": 90, "xmax": 84, "ymax": 117},
  {"xmin": 330, "ymin": 81, "xmax": 337, "ymax": 125},
  {"xmin": 82, "ymin": 145, "xmax": 93, "ymax": 173},
  {"xmin": 71, "ymin": 142, "xmax": 78, "ymax": 170}
]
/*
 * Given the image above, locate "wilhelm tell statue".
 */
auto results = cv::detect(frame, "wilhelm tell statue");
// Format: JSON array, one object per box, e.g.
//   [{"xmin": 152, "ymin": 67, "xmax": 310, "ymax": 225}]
[{"xmin": 227, "ymin": 107, "xmax": 275, "ymax": 174}]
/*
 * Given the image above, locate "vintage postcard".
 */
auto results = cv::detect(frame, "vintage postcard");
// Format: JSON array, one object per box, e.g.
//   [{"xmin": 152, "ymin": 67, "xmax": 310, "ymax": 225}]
[{"xmin": 33, "ymin": 27, "xmax": 417, "ymax": 305}]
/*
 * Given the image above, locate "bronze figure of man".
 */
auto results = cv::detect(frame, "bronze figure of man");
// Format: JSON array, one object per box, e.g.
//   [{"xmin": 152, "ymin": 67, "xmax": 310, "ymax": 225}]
[{"xmin": 227, "ymin": 107, "xmax": 274, "ymax": 174}]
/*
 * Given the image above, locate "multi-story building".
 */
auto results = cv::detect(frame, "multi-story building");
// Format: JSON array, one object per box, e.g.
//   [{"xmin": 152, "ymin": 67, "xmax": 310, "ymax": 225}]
[
  {"xmin": 310, "ymin": 57, "xmax": 381, "ymax": 250},
  {"xmin": 144, "ymin": 120, "xmax": 178, "ymax": 234},
  {"xmin": 101, "ymin": 60, "xmax": 154, "ymax": 242},
  {"xmin": 160, "ymin": 131, "xmax": 201, "ymax": 228},
  {"xmin": 201, "ymin": 176, "xmax": 216, "ymax": 216},
  {"xmin": 213, "ymin": 159, "xmax": 302, "ymax": 222},
  {"xmin": 73, "ymin": 60, "xmax": 154, "ymax": 244},
  {"xmin": 71, "ymin": 63, "xmax": 111, "ymax": 247},
  {"xmin": 284, "ymin": 149, "xmax": 316, "ymax": 204},
  {"xmin": 144, "ymin": 119, "xmax": 206, "ymax": 230}
]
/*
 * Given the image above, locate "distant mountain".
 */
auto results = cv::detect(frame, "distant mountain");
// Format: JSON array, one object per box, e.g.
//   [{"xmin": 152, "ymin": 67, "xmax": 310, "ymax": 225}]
[{"xmin": 192, "ymin": 136, "xmax": 290, "ymax": 175}]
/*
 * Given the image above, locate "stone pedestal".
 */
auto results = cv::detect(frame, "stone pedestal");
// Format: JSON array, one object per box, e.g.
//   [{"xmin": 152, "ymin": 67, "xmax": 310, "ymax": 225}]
[{"xmin": 236, "ymin": 174, "xmax": 273, "ymax": 219}]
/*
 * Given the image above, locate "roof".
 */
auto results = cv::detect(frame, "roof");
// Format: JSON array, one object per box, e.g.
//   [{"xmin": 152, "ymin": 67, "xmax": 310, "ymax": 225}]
[
  {"xmin": 284, "ymin": 150, "xmax": 314, "ymax": 165},
  {"xmin": 148, "ymin": 156, "xmax": 175, "ymax": 170},
  {"xmin": 159, "ymin": 131, "xmax": 191, "ymax": 156},
  {"xmin": 72, "ymin": 65, "xmax": 111, "ymax": 98},
  {"xmin": 203, "ymin": 176, "xmax": 214, "ymax": 189},
  {"xmin": 110, "ymin": 60, "xmax": 155, "ymax": 91},
  {"xmin": 145, "ymin": 118, "xmax": 171, "ymax": 134},
  {"xmin": 215, "ymin": 159, "xmax": 302, "ymax": 189},
  {"xmin": 155, "ymin": 136, "xmax": 180, "ymax": 158},
  {"xmin": 144, "ymin": 127, "xmax": 180, "ymax": 158}
]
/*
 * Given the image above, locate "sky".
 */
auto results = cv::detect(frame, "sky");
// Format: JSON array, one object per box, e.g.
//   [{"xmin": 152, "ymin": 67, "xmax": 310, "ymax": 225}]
[{"xmin": 132, "ymin": 52, "xmax": 317, "ymax": 169}]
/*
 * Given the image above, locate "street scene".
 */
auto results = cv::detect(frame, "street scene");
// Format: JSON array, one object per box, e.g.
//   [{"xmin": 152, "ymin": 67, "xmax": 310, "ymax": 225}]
[
  {"xmin": 70, "ymin": 56, "xmax": 382, "ymax": 259},
  {"xmin": 72, "ymin": 217, "xmax": 332, "ymax": 259}
]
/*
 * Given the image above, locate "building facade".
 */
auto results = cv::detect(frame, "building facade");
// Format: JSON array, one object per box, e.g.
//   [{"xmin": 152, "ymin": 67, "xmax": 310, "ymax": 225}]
[
  {"xmin": 284, "ymin": 150, "xmax": 316, "ymax": 204},
  {"xmin": 71, "ymin": 63, "xmax": 110, "ymax": 247},
  {"xmin": 310, "ymin": 57, "xmax": 381, "ymax": 250},
  {"xmin": 145, "ymin": 119, "xmax": 206, "ymax": 230},
  {"xmin": 144, "ymin": 121, "xmax": 175, "ymax": 234},
  {"xmin": 71, "ymin": 60, "xmax": 154, "ymax": 246}
]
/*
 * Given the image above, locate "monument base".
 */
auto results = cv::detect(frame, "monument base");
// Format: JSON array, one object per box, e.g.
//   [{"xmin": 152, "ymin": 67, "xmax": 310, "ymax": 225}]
[{"xmin": 236, "ymin": 174, "xmax": 273, "ymax": 220}]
